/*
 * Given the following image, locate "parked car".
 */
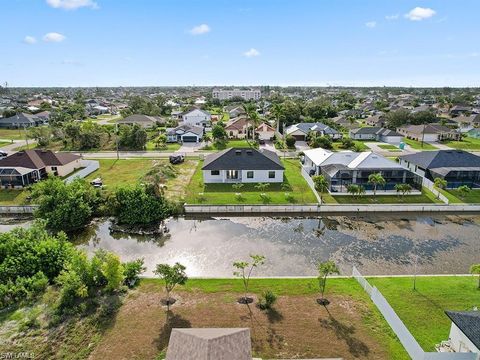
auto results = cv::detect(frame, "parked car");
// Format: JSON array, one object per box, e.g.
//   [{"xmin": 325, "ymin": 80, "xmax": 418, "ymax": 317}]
[
  {"xmin": 169, "ymin": 155, "xmax": 185, "ymax": 164},
  {"xmin": 0, "ymin": 150, "xmax": 8, "ymax": 159}
]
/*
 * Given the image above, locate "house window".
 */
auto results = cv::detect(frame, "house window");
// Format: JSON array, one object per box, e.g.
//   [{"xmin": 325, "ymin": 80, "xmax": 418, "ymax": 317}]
[
  {"xmin": 268, "ymin": 171, "xmax": 275, "ymax": 179},
  {"xmin": 211, "ymin": 170, "xmax": 220, "ymax": 176},
  {"xmin": 51, "ymin": 166, "xmax": 57, "ymax": 171},
  {"xmin": 247, "ymin": 171, "xmax": 254, "ymax": 178}
]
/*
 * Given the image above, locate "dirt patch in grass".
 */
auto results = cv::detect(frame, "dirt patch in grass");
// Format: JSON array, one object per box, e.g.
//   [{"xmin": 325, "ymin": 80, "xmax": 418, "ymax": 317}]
[
  {"xmin": 89, "ymin": 289, "xmax": 393, "ymax": 360},
  {"xmin": 164, "ymin": 160, "xmax": 198, "ymax": 201}
]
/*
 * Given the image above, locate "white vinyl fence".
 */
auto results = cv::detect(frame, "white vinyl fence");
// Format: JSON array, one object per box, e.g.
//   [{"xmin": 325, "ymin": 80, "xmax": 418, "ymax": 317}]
[
  {"xmin": 300, "ymin": 166, "xmax": 322, "ymax": 203},
  {"xmin": 352, "ymin": 267, "xmax": 478, "ymax": 360},
  {"xmin": 423, "ymin": 178, "xmax": 449, "ymax": 204}
]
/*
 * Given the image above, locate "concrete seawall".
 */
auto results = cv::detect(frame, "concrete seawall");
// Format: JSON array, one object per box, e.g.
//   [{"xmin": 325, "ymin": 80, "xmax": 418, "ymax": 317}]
[{"xmin": 184, "ymin": 203, "xmax": 480, "ymax": 215}]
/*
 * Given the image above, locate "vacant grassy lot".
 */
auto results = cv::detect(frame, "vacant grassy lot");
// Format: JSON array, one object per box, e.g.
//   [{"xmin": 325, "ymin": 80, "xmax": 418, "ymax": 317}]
[
  {"xmin": 369, "ymin": 276, "xmax": 480, "ymax": 352},
  {"xmin": 186, "ymin": 159, "xmax": 318, "ymax": 204},
  {"xmin": 85, "ymin": 159, "xmax": 197, "ymax": 197},
  {"xmin": 403, "ymin": 138, "xmax": 438, "ymax": 150},
  {"xmin": 442, "ymin": 136, "xmax": 480, "ymax": 150},
  {"xmin": 145, "ymin": 141, "xmax": 181, "ymax": 151},
  {"xmin": 0, "ymin": 128, "xmax": 26, "ymax": 140},
  {"xmin": 88, "ymin": 278, "xmax": 408, "ymax": 360},
  {"xmin": 202, "ymin": 139, "xmax": 257, "ymax": 150},
  {"xmin": 332, "ymin": 141, "xmax": 369, "ymax": 151},
  {"xmin": 323, "ymin": 188, "xmax": 441, "ymax": 204},
  {"xmin": 377, "ymin": 144, "xmax": 401, "ymax": 152}
]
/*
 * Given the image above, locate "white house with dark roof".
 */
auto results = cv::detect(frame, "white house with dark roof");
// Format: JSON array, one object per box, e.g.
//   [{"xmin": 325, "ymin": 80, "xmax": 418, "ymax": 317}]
[
  {"xmin": 285, "ymin": 122, "xmax": 342, "ymax": 141},
  {"xmin": 443, "ymin": 310, "xmax": 480, "ymax": 354},
  {"xmin": 202, "ymin": 148, "xmax": 284, "ymax": 183},
  {"xmin": 349, "ymin": 127, "xmax": 403, "ymax": 144}
]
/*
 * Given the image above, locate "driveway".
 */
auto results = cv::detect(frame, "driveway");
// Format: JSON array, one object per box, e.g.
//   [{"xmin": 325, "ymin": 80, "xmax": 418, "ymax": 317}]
[
  {"xmin": 295, "ymin": 141, "xmax": 310, "ymax": 151},
  {"xmin": 430, "ymin": 142, "xmax": 453, "ymax": 150},
  {"xmin": 364, "ymin": 142, "xmax": 417, "ymax": 157},
  {"xmin": 259, "ymin": 140, "xmax": 276, "ymax": 152},
  {"xmin": 178, "ymin": 142, "xmax": 204, "ymax": 153}
]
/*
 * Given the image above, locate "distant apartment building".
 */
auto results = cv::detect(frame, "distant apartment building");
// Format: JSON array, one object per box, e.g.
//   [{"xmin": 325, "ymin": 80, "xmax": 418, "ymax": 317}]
[{"xmin": 212, "ymin": 88, "xmax": 261, "ymax": 101}]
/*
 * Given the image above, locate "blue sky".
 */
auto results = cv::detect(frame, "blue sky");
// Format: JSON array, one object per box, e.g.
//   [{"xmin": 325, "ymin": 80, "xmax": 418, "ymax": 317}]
[{"xmin": 1, "ymin": 0, "xmax": 479, "ymax": 87}]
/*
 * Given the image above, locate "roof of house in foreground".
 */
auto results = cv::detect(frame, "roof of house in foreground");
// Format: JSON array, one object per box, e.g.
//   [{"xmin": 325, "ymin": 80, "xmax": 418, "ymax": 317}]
[
  {"xmin": 202, "ymin": 148, "xmax": 284, "ymax": 171},
  {"xmin": 445, "ymin": 310, "xmax": 480, "ymax": 350},
  {"xmin": 399, "ymin": 150, "xmax": 480, "ymax": 169},
  {"xmin": 0, "ymin": 150, "xmax": 80, "ymax": 170}
]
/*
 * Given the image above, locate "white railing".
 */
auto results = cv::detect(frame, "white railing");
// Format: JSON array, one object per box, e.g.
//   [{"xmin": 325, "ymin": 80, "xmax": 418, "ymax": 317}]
[
  {"xmin": 423, "ymin": 178, "xmax": 450, "ymax": 204},
  {"xmin": 300, "ymin": 166, "xmax": 322, "ymax": 203},
  {"xmin": 352, "ymin": 266, "xmax": 478, "ymax": 360}
]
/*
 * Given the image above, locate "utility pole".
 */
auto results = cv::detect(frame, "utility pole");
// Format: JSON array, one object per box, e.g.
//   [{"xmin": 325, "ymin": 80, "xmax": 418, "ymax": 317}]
[
  {"xmin": 115, "ymin": 122, "xmax": 119, "ymax": 160},
  {"xmin": 421, "ymin": 122, "xmax": 426, "ymax": 148}
]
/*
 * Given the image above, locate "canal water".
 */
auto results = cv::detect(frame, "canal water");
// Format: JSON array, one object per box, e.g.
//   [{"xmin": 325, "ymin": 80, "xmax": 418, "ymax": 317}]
[{"xmin": 2, "ymin": 215, "xmax": 479, "ymax": 277}]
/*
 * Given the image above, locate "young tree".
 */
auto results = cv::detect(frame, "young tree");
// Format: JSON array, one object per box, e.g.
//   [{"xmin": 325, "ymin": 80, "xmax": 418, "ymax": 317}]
[
  {"xmin": 212, "ymin": 124, "xmax": 227, "ymax": 142},
  {"xmin": 395, "ymin": 183, "xmax": 412, "ymax": 199},
  {"xmin": 470, "ymin": 264, "xmax": 480, "ymax": 289},
  {"xmin": 154, "ymin": 262, "xmax": 188, "ymax": 308},
  {"xmin": 433, "ymin": 177, "xmax": 448, "ymax": 199},
  {"xmin": 233, "ymin": 254, "xmax": 265, "ymax": 304},
  {"xmin": 312, "ymin": 175, "xmax": 329, "ymax": 201},
  {"xmin": 347, "ymin": 184, "xmax": 359, "ymax": 198},
  {"xmin": 457, "ymin": 185, "xmax": 471, "ymax": 199},
  {"xmin": 368, "ymin": 173, "xmax": 386, "ymax": 197},
  {"xmin": 255, "ymin": 183, "xmax": 270, "ymax": 192},
  {"xmin": 317, "ymin": 260, "xmax": 340, "ymax": 305}
]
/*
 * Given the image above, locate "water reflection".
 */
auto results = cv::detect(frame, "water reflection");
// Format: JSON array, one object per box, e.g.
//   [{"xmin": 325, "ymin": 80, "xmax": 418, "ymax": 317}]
[{"xmin": 1, "ymin": 215, "xmax": 479, "ymax": 277}]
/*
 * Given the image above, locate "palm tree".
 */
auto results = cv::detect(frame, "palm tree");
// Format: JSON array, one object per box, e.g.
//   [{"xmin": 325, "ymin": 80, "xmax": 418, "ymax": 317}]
[
  {"xmin": 312, "ymin": 175, "xmax": 329, "ymax": 203},
  {"xmin": 347, "ymin": 184, "xmax": 359, "ymax": 198},
  {"xmin": 470, "ymin": 264, "xmax": 480, "ymax": 289},
  {"xmin": 242, "ymin": 103, "xmax": 257, "ymax": 142},
  {"xmin": 270, "ymin": 103, "xmax": 284, "ymax": 137},
  {"xmin": 433, "ymin": 177, "xmax": 448, "ymax": 199},
  {"xmin": 368, "ymin": 173, "xmax": 386, "ymax": 197}
]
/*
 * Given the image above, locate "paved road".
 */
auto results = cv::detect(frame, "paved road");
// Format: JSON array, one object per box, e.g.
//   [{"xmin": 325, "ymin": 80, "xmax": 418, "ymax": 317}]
[{"xmin": 0, "ymin": 139, "xmax": 37, "ymax": 153}]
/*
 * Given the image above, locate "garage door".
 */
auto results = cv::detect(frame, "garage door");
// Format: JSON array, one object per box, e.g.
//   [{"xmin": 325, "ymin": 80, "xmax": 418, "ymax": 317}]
[
  {"xmin": 292, "ymin": 135, "xmax": 305, "ymax": 141},
  {"xmin": 182, "ymin": 136, "xmax": 198, "ymax": 142}
]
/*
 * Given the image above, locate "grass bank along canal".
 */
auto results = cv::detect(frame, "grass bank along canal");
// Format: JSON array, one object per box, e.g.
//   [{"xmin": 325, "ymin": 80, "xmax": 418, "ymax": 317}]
[{"xmin": 1, "ymin": 214, "xmax": 479, "ymax": 277}]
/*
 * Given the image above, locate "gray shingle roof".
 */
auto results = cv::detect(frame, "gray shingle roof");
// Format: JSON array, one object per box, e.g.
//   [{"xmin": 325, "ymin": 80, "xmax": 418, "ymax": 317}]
[
  {"xmin": 0, "ymin": 150, "xmax": 80, "ymax": 169},
  {"xmin": 445, "ymin": 310, "xmax": 480, "ymax": 349},
  {"xmin": 295, "ymin": 122, "xmax": 340, "ymax": 135},
  {"xmin": 399, "ymin": 150, "xmax": 480, "ymax": 169},
  {"xmin": 202, "ymin": 148, "xmax": 284, "ymax": 171}
]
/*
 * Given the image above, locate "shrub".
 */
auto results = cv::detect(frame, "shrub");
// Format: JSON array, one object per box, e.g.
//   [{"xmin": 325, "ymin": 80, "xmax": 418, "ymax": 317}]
[
  {"xmin": 285, "ymin": 135, "xmax": 296, "ymax": 148},
  {"xmin": 258, "ymin": 290, "xmax": 277, "ymax": 310},
  {"xmin": 123, "ymin": 259, "xmax": 146, "ymax": 288}
]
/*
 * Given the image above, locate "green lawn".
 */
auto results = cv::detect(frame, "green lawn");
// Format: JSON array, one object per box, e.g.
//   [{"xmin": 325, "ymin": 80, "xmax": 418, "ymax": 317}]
[
  {"xmin": 369, "ymin": 276, "xmax": 480, "ymax": 351},
  {"xmin": 443, "ymin": 188, "xmax": 480, "ymax": 204},
  {"xmin": 85, "ymin": 159, "xmax": 157, "ymax": 188},
  {"xmin": 11, "ymin": 143, "xmax": 38, "ymax": 151},
  {"xmin": 0, "ymin": 141, "xmax": 10, "ymax": 148},
  {"xmin": 442, "ymin": 136, "xmax": 480, "ymax": 150},
  {"xmin": 0, "ymin": 189, "xmax": 30, "ymax": 205},
  {"xmin": 322, "ymin": 187, "xmax": 441, "ymax": 204},
  {"xmin": 145, "ymin": 141, "xmax": 181, "ymax": 151},
  {"xmin": 0, "ymin": 129, "xmax": 27, "ymax": 140},
  {"xmin": 402, "ymin": 138, "xmax": 438, "ymax": 150},
  {"xmin": 186, "ymin": 159, "xmax": 318, "ymax": 204},
  {"xmin": 202, "ymin": 139, "xmax": 258, "ymax": 150}
]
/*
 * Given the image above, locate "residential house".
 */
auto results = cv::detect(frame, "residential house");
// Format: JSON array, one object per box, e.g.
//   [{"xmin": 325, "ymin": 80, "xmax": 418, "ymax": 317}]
[
  {"xmin": 331, "ymin": 116, "xmax": 356, "ymax": 129},
  {"xmin": 225, "ymin": 117, "xmax": 248, "ymax": 139},
  {"xmin": 202, "ymin": 148, "xmax": 284, "ymax": 183},
  {"xmin": 396, "ymin": 124, "xmax": 461, "ymax": 142},
  {"xmin": 365, "ymin": 114, "xmax": 385, "ymax": 127},
  {"xmin": 0, "ymin": 113, "xmax": 46, "ymax": 128},
  {"xmin": 349, "ymin": 127, "xmax": 403, "ymax": 144},
  {"xmin": 443, "ymin": 310, "xmax": 479, "ymax": 353},
  {"xmin": 181, "ymin": 108, "xmax": 211, "ymax": 128},
  {"xmin": 399, "ymin": 150, "xmax": 480, "ymax": 188},
  {"xmin": 34, "ymin": 111, "xmax": 51, "ymax": 121},
  {"xmin": 451, "ymin": 114, "xmax": 480, "ymax": 133},
  {"xmin": 256, "ymin": 122, "xmax": 276, "ymax": 140},
  {"xmin": 117, "ymin": 114, "xmax": 166, "ymax": 128},
  {"xmin": 302, "ymin": 148, "xmax": 421, "ymax": 193},
  {"xmin": 0, "ymin": 150, "xmax": 82, "ymax": 188},
  {"xmin": 225, "ymin": 105, "xmax": 246, "ymax": 118},
  {"xmin": 285, "ymin": 122, "xmax": 342, "ymax": 141},
  {"xmin": 451, "ymin": 105, "xmax": 473, "ymax": 117},
  {"xmin": 166, "ymin": 124, "xmax": 204, "ymax": 143}
]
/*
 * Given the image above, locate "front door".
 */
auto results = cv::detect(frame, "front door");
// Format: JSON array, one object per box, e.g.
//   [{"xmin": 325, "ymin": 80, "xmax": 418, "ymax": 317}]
[{"xmin": 226, "ymin": 170, "xmax": 239, "ymax": 180}]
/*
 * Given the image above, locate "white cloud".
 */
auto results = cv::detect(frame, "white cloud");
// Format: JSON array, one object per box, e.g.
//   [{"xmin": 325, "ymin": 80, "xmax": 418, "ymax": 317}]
[
  {"xmin": 189, "ymin": 24, "xmax": 210, "ymax": 35},
  {"xmin": 43, "ymin": 32, "xmax": 66, "ymax": 42},
  {"xmin": 385, "ymin": 14, "xmax": 399, "ymax": 20},
  {"xmin": 365, "ymin": 21, "xmax": 377, "ymax": 28},
  {"xmin": 23, "ymin": 36, "xmax": 37, "ymax": 44},
  {"xmin": 46, "ymin": 0, "xmax": 98, "ymax": 10},
  {"xmin": 405, "ymin": 7, "xmax": 436, "ymax": 21},
  {"xmin": 243, "ymin": 48, "xmax": 260, "ymax": 57}
]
